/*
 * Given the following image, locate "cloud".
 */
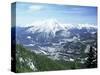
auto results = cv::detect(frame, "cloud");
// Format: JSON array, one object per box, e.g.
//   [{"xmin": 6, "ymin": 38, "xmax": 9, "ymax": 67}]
[{"xmin": 28, "ymin": 5, "xmax": 43, "ymax": 12}]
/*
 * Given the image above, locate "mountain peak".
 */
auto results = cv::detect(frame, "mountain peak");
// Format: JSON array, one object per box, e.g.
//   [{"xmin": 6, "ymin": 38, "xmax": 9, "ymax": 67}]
[{"xmin": 26, "ymin": 19, "xmax": 67, "ymax": 34}]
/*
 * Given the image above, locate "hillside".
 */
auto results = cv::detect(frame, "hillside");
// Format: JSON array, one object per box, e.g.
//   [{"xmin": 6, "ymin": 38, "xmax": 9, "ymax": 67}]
[{"xmin": 16, "ymin": 44, "xmax": 82, "ymax": 73}]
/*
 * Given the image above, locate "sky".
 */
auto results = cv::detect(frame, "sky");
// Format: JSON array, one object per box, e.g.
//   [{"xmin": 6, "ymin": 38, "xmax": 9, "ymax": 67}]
[{"xmin": 12, "ymin": 2, "xmax": 97, "ymax": 26}]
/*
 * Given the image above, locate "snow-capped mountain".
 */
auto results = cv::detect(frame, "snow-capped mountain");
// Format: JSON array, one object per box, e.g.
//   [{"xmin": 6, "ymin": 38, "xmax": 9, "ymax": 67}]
[
  {"xmin": 25, "ymin": 19, "xmax": 97, "ymax": 34},
  {"xmin": 16, "ymin": 18, "xmax": 97, "ymax": 45},
  {"xmin": 25, "ymin": 19, "xmax": 68, "ymax": 38},
  {"xmin": 18, "ymin": 19, "xmax": 97, "ymax": 43}
]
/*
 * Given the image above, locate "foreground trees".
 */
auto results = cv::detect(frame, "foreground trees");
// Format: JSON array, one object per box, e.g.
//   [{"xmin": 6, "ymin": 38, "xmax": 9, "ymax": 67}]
[{"xmin": 85, "ymin": 46, "xmax": 97, "ymax": 68}]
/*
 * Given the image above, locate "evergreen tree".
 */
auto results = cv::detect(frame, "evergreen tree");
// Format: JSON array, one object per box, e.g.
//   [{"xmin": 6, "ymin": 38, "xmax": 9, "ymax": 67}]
[{"xmin": 85, "ymin": 46, "xmax": 97, "ymax": 68}]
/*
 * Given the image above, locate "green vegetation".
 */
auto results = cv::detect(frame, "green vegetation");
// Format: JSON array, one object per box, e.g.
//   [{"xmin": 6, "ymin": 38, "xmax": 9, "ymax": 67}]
[{"xmin": 16, "ymin": 44, "xmax": 83, "ymax": 73}]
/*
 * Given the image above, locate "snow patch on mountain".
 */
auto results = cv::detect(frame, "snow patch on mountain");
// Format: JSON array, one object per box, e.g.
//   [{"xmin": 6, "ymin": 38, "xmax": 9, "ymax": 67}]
[{"xmin": 27, "ymin": 36, "xmax": 31, "ymax": 39}]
